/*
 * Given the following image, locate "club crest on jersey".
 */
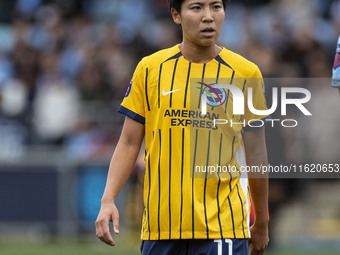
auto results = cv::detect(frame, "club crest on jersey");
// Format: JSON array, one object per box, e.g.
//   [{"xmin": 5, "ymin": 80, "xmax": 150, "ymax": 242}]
[{"xmin": 197, "ymin": 82, "xmax": 227, "ymax": 107}]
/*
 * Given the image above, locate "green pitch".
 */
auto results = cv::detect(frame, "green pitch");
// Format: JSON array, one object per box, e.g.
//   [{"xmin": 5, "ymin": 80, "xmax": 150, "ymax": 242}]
[
  {"xmin": 0, "ymin": 241, "xmax": 139, "ymax": 255},
  {"xmin": 0, "ymin": 241, "xmax": 339, "ymax": 255}
]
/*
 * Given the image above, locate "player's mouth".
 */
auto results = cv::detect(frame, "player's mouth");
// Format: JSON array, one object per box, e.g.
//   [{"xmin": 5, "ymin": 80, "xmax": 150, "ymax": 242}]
[{"xmin": 201, "ymin": 27, "xmax": 215, "ymax": 37}]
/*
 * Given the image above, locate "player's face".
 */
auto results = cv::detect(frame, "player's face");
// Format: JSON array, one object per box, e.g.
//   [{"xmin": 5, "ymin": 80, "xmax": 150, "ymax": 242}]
[{"xmin": 172, "ymin": 0, "xmax": 225, "ymax": 47}]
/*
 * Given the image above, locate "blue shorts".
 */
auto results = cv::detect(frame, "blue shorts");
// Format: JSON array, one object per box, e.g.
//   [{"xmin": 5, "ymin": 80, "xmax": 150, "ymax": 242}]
[{"xmin": 141, "ymin": 238, "xmax": 248, "ymax": 255}]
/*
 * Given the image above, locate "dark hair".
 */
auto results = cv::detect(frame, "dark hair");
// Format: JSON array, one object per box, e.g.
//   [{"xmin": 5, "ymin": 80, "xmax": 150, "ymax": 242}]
[{"xmin": 168, "ymin": 0, "xmax": 230, "ymax": 13}]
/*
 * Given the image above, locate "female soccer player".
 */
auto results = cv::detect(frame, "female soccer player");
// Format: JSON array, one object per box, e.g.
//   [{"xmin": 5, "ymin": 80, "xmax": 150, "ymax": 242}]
[{"xmin": 96, "ymin": 1, "xmax": 269, "ymax": 254}]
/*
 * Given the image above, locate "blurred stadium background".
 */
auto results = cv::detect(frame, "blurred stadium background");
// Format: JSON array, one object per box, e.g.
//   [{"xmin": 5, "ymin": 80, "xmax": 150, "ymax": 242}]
[{"xmin": 0, "ymin": 0, "xmax": 339, "ymax": 254}]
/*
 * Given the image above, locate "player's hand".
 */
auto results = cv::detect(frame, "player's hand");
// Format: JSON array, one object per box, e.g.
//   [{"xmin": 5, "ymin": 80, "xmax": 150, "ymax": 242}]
[
  {"xmin": 248, "ymin": 221, "xmax": 269, "ymax": 255},
  {"xmin": 95, "ymin": 201, "xmax": 119, "ymax": 246}
]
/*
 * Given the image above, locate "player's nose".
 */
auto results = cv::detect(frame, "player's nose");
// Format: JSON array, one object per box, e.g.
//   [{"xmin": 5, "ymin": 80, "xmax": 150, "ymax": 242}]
[{"xmin": 202, "ymin": 9, "xmax": 214, "ymax": 22}]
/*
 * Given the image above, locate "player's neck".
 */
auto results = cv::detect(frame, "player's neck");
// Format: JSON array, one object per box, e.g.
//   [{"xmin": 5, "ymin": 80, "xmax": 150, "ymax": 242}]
[{"xmin": 179, "ymin": 42, "xmax": 222, "ymax": 64}]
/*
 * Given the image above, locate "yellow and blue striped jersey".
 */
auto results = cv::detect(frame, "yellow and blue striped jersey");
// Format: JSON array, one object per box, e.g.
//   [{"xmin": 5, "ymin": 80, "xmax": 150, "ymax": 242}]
[{"xmin": 118, "ymin": 44, "xmax": 269, "ymax": 240}]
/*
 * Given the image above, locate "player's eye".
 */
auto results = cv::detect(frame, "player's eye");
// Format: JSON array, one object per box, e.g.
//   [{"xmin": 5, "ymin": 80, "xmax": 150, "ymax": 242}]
[
  {"xmin": 190, "ymin": 5, "xmax": 201, "ymax": 10},
  {"xmin": 212, "ymin": 4, "xmax": 222, "ymax": 10}
]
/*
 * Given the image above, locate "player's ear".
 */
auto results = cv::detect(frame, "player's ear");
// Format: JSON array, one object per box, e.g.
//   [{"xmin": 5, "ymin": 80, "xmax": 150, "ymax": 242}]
[{"xmin": 171, "ymin": 8, "xmax": 181, "ymax": 25}]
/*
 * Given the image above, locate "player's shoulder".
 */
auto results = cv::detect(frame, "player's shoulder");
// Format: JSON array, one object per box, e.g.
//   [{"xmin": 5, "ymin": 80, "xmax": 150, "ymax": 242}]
[
  {"xmin": 139, "ymin": 44, "xmax": 181, "ymax": 68},
  {"xmin": 219, "ymin": 47, "xmax": 260, "ymax": 78}
]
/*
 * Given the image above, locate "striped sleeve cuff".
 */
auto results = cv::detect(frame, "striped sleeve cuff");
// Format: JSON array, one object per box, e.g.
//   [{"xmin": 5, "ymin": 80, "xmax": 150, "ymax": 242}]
[{"xmin": 118, "ymin": 105, "xmax": 145, "ymax": 125}]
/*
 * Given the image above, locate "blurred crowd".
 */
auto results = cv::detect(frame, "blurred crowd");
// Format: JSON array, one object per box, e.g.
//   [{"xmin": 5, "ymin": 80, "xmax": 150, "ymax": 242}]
[{"xmin": 0, "ymin": 0, "xmax": 339, "ymax": 162}]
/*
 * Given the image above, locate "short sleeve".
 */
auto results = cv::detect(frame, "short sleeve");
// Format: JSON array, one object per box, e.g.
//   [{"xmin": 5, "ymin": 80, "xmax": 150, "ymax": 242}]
[
  {"xmin": 243, "ymin": 67, "xmax": 270, "ymax": 131},
  {"xmin": 118, "ymin": 60, "xmax": 146, "ymax": 124}
]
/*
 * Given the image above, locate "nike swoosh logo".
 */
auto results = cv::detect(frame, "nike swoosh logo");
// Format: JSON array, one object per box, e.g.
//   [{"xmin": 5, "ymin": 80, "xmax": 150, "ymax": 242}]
[{"xmin": 162, "ymin": 89, "xmax": 180, "ymax": 96}]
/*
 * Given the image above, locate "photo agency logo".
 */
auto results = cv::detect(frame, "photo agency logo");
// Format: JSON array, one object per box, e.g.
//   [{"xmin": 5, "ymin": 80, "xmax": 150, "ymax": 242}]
[{"xmin": 198, "ymin": 82, "xmax": 312, "ymax": 128}]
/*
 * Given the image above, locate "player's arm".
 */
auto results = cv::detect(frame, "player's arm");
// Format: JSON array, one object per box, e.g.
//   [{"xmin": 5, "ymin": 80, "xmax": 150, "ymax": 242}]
[
  {"xmin": 95, "ymin": 116, "xmax": 145, "ymax": 246},
  {"xmin": 242, "ymin": 126, "xmax": 269, "ymax": 255},
  {"xmin": 332, "ymin": 36, "xmax": 340, "ymax": 96}
]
